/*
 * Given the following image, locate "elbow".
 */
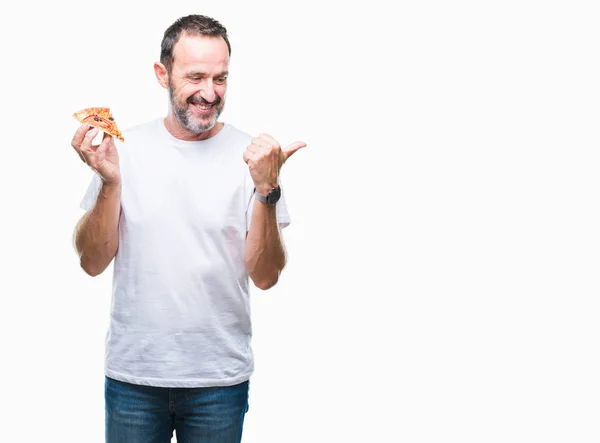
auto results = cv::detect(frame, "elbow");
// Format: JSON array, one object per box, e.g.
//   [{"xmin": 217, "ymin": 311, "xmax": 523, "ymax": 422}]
[
  {"xmin": 245, "ymin": 253, "xmax": 286, "ymax": 290},
  {"xmin": 77, "ymin": 243, "xmax": 117, "ymax": 277},
  {"xmin": 81, "ymin": 264, "xmax": 102, "ymax": 277},
  {"xmin": 79, "ymin": 256, "xmax": 105, "ymax": 277},
  {"xmin": 254, "ymin": 275, "xmax": 279, "ymax": 290},
  {"xmin": 249, "ymin": 268, "xmax": 281, "ymax": 290}
]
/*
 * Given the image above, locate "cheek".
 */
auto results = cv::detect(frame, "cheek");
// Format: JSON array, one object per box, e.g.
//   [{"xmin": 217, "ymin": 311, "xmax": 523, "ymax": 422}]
[
  {"xmin": 181, "ymin": 90, "xmax": 202, "ymax": 106},
  {"xmin": 174, "ymin": 81, "xmax": 199, "ymax": 99},
  {"xmin": 216, "ymin": 85, "xmax": 227, "ymax": 99}
]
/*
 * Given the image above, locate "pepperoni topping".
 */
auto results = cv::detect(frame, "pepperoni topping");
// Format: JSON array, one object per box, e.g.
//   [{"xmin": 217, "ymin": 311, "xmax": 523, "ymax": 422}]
[{"xmin": 83, "ymin": 114, "xmax": 115, "ymax": 131}]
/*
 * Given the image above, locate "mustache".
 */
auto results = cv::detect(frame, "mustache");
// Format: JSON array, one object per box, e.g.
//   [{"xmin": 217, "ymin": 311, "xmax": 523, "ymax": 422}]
[{"xmin": 187, "ymin": 95, "xmax": 221, "ymax": 106}]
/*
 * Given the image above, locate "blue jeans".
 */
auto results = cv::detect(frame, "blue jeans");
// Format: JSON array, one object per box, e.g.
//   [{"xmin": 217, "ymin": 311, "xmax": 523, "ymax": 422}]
[{"xmin": 105, "ymin": 376, "xmax": 249, "ymax": 443}]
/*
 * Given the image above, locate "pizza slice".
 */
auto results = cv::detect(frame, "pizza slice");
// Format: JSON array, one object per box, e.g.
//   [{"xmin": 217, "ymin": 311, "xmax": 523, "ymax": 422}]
[{"xmin": 73, "ymin": 107, "xmax": 125, "ymax": 142}]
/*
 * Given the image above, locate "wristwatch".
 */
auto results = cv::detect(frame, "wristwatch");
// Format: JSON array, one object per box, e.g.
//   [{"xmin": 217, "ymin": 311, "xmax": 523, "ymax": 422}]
[{"xmin": 254, "ymin": 186, "xmax": 281, "ymax": 205}]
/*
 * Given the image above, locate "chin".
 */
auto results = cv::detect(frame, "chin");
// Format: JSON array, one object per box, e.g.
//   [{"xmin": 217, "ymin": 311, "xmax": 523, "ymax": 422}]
[
  {"xmin": 189, "ymin": 112, "xmax": 221, "ymax": 133},
  {"xmin": 185, "ymin": 120, "xmax": 215, "ymax": 134}
]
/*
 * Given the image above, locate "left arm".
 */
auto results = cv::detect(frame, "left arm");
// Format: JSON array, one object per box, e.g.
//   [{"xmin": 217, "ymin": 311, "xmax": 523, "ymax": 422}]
[
  {"xmin": 243, "ymin": 133, "xmax": 305, "ymax": 290},
  {"xmin": 244, "ymin": 200, "xmax": 286, "ymax": 290}
]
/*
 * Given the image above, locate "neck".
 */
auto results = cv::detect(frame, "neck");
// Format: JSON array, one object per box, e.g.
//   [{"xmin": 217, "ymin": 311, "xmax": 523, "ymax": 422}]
[{"xmin": 163, "ymin": 112, "xmax": 224, "ymax": 141}]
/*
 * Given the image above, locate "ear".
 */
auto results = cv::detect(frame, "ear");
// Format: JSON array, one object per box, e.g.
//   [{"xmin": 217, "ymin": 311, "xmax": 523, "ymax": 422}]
[{"xmin": 154, "ymin": 62, "xmax": 169, "ymax": 89}]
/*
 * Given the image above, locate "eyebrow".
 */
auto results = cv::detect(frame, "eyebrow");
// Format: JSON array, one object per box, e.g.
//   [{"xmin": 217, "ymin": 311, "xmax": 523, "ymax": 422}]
[{"xmin": 185, "ymin": 71, "xmax": 229, "ymax": 78}]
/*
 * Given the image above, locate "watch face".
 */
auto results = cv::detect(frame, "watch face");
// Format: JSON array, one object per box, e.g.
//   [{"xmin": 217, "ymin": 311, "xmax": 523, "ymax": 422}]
[{"xmin": 267, "ymin": 187, "xmax": 281, "ymax": 204}]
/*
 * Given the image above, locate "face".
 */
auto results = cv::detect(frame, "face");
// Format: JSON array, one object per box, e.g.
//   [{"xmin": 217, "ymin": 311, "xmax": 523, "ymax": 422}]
[{"xmin": 167, "ymin": 34, "xmax": 229, "ymax": 135}]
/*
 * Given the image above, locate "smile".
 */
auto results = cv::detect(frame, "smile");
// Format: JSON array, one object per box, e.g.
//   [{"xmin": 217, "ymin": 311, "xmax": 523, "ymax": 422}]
[{"xmin": 191, "ymin": 103, "xmax": 213, "ymax": 114}]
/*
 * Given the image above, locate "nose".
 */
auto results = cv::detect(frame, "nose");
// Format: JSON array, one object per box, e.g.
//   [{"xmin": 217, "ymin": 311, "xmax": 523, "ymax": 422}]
[{"xmin": 199, "ymin": 80, "xmax": 216, "ymax": 104}]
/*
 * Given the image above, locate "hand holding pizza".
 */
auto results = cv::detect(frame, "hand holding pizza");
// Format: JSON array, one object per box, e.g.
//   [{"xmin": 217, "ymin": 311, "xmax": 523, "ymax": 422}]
[
  {"xmin": 243, "ymin": 134, "xmax": 306, "ymax": 195},
  {"xmin": 71, "ymin": 124, "xmax": 121, "ymax": 186}
]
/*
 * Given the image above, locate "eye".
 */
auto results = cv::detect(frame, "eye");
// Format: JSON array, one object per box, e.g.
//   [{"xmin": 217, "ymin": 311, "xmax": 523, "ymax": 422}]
[{"xmin": 215, "ymin": 77, "xmax": 227, "ymax": 85}]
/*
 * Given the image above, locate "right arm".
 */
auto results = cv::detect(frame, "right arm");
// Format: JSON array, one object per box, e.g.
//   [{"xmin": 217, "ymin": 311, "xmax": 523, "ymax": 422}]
[
  {"xmin": 74, "ymin": 182, "xmax": 121, "ymax": 276},
  {"xmin": 71, "ymin": 124, "xmax": 122, "ymax": 276}
]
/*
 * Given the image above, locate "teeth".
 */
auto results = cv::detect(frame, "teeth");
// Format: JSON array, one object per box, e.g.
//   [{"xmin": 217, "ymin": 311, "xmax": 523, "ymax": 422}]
[{"xmin": 194, "ymin": 104, "xmax": 211, "ymax": 110}]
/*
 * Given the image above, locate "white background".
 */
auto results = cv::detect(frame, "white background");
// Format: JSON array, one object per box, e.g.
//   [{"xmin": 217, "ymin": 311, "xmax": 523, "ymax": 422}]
[{"xmin": 0, "ymin": 0, "xmax": 598, "ymax": 442}]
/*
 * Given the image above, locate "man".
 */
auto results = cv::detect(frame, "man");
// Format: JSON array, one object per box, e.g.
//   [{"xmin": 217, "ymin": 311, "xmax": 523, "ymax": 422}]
[{"xmin": 71, "ymin": 14, "xmax": 305, "ymax": 443}]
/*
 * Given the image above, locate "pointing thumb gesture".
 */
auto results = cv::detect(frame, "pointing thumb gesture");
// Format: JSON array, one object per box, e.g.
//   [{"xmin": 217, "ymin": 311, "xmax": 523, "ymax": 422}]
[
  {"xmin": 244, "ymin": 133, "xmax": 306, "ymax": 195},
  {"xmin": 282, "ymin": 141, "xmax": 307, "ymax": 163}
]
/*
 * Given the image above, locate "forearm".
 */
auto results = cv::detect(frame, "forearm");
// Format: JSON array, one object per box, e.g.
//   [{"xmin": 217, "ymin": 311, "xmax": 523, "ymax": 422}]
[
  {"xmin": 74, "ymin": 183, "xmax": 121, "ymax": 276},
  {"xmin": 244, "ymin": 201, "xmax": 286, "ymax": 290}
]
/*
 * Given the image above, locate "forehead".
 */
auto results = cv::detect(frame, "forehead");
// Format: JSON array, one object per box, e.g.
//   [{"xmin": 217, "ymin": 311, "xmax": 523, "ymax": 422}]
[{"xmin": 172, "ymin": 33, "xmax": 229, "ymax": 73}]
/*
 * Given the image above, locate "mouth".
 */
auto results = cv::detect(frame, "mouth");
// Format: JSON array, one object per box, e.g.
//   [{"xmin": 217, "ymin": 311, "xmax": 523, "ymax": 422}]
[{"xmin": 190, "ymin": 102, "xmax": 214, "ymax": 115}]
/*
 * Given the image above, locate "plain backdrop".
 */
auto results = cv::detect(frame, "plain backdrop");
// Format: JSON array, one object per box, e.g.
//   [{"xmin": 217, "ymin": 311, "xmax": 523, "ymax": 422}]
[{"xmin": 0, "ymin": 0, "xmax": 599, "ymax": 442}]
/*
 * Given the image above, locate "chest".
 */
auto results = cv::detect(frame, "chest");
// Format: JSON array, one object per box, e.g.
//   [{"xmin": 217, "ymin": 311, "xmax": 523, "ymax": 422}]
[{"xmin": 119, "ymin": 148, "xmax": 250, "ymax": 234}]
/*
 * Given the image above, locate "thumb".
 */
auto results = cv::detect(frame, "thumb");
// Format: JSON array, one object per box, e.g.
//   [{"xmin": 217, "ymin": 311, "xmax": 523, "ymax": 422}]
[{"xmin": 282, "ymin": 141, "xmax": 307, "ymax": 162}]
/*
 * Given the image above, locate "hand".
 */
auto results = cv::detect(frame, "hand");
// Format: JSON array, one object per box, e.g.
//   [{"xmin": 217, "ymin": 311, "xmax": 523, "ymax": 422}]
[
  {"xmin": 71, "ymin": 124, "xmax": 121, "ymax": 186},
  {"xmin": 243, "ymin": 133, "xmax": 306, "ymax": 195}
]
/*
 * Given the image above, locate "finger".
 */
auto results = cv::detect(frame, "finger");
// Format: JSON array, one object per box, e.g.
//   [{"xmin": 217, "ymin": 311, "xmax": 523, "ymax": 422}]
[
  {"xmin": 258, "ymin": 133, "xmax": 280, "ymax": 148},
  {"xmin": 71, "ymin": 124, "xmax": 91, "ymax": 149},
  {"xmin": 80, "ymin": 128, "xmax": 100, "ymax": 164},
  {"xmin": 74, "ymin": 150, "xmax": 87, "ymax": 164},
  {"xmin": 72, "ymin": 125, "xmax": 92, "ymax": 163},
  {"xmin": 96, "ymin": 133, "xmax": 113, "ymax": 158},
  {"xmin": 246, "ymin": 144, "xmax": 259, "ymax": 155},
  {"xmin": 251, "ymin": 137, "xmax": 270, "ymax": 150},
  {"xmin": 91, "ymin": 131, "xmax": 113, "ymax": 153},
  {"xmin": 81, "ymin": 128, "xmax": 99, "ymax": 149},
  {"xmin": 244, "ymin": 151, "xmax": 257, "ymax": 165},
  {"xmin": 282, "ymin": 141, "xmax": 307, "ymax": 161}
]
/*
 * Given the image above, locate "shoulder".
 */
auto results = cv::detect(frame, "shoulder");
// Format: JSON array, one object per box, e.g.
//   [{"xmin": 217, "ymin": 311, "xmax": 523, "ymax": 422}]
[
  {"xmin": 221, "ymin": 123, "xmax": 252, "ymax": 147},
  {"xmin": 112, "ymin": 119, "xmax": 161, "ymax": 154},
  {"xmin": 122, "ymin": 119, "xmax": 160, "ymax": 142}
]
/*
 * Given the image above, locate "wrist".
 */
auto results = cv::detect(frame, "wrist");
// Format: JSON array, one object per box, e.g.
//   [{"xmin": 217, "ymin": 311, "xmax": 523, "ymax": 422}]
[
  {"xmin": 101, "ymin": 180, "xmax": 122, "ymax": 196},
  {"xmin": 254, "ymin": 184, "xmax": 281, "ymax": 205},
  {"xmin": 255, "ymin": 183, "xmax": 278, "ymax": 196},
  {"xmin": 101, "ymin": 177, "xmax": 121, "ymax": 188}
]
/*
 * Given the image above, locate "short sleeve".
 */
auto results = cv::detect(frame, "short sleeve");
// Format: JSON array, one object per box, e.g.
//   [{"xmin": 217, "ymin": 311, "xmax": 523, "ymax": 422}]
[{"xmin": 80, "ymin": 172, "xmax": 102, "ymax": 212}]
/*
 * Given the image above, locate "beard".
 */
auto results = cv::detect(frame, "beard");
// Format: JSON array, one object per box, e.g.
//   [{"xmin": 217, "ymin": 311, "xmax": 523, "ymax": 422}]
[{"xmin": 168, "ymin": 82, "xmax": 225, "ymax": 134}]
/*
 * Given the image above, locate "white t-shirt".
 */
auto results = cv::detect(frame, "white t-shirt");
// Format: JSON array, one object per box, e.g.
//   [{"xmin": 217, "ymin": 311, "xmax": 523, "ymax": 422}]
[{"xmin": 80, "ymin": 118, "xmax": 290, "ymax": 388}]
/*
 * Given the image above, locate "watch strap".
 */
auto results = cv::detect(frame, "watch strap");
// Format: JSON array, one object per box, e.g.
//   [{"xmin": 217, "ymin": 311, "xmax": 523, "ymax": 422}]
[{"xmin": 254, "ymin": 189, "xmax": 268, "ymax": 204}]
